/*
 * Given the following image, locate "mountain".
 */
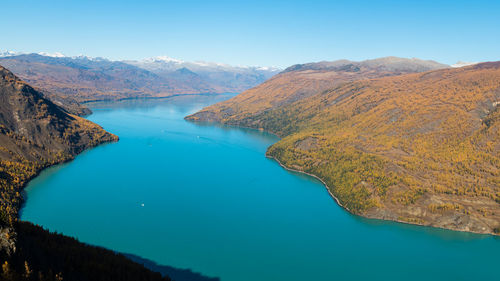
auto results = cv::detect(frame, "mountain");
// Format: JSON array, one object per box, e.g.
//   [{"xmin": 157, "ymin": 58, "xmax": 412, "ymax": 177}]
[
  {"xmin": 125, "ymin": 56, "xmax": 280, "ymax": 93},
  {"xmin": 283, "ymin": 57, "xmax": 447, "ymax": 73},
  {"xmin": 188, "ymin": 57, "xmax": 448, "ymax": 123},
  {"xmin": 187, "ymin": 61, "xmax": 500, "ymax": 235},
  {"xmin": 0, "ymin": 51, "xmax": 19, "ymax": 57},
  {"xmin": 0, "ymin": 52, "xmax": 280, "ymax": 102},
  {"xmin": 0, "ymin": 64, "xmax": 118, "ymax": 224}
]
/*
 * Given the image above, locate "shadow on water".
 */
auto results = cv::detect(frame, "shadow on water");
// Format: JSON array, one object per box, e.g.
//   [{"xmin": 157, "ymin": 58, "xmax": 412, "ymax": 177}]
[{"xmin": 124, "ymin": 253, "xmax": 220, "ymax": 281}]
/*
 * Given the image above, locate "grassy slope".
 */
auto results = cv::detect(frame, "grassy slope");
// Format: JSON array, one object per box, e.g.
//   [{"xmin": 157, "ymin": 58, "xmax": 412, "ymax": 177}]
[{"xmin": 187, "ymin": 62, "xmax": 500, "ymax": 234}]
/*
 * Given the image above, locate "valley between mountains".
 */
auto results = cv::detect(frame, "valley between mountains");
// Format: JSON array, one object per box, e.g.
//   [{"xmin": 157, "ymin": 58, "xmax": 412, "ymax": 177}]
[{"xmin": 0, "ymin": 53, "xmax": 498, "ymax": 281}]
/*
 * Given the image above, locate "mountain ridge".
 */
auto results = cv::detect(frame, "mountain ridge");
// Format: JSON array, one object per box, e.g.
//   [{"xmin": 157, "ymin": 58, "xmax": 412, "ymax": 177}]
[
  {"xmin": 283, "ymin": 57, "xmax": 448, "ymax": 73},
  {"xmin": 188, "ymin": 56, "xmax": 450, "ymax": 124}
]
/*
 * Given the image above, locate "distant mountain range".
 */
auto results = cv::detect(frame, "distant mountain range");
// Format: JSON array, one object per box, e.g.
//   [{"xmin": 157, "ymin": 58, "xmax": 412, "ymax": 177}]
[
  {"xmin": 0, "ymin": 51, "xmax": 281, "ymax": 103},
  {"xmin": 125, "ymin": 56, "xmax": 280, "ymax": 93},
  {"xmin": 188, "ymin": 59, "xmax": 500, "ymax": 235}
]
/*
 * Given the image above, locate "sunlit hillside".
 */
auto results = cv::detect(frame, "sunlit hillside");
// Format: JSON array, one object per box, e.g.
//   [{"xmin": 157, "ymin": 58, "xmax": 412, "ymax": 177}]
[{"xmin": 188, "ymin": 62, "xmax": 500, "ymax": 234}]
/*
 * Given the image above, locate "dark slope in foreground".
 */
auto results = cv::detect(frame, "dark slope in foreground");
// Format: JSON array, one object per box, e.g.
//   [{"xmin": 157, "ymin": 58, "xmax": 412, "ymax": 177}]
[
  {"xmin": 187, "ymin": 62, "xmax": 500, "ymax": 235},
  {"xmin": 0, "ymin": 66, "xmax": 215, "ymax": 281},
  {"xmin": 1, "ymin": 222, "xmax": 170, "ymax": 281}
]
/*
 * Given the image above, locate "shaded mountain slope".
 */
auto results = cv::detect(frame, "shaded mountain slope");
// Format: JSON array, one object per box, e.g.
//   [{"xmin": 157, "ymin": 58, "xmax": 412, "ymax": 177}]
[
  {"xmin": 0, "ymin": 64, "xmax": 118, "ymax": 222},
  {"xmin": 187, "ymin": 62, "xmax": 500, "ymax": 234},
  {"xmin": 38, "ymin": 89, "xmax": 92, "ymax": 116},
  {"xmin": 190, "ymin": 57, "xmax": 448, "ymax": 123}
]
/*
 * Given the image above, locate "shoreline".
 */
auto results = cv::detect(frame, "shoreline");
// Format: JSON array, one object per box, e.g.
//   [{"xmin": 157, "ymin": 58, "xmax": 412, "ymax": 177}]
[
  {"xmin": 186, "ymin": 118, "xmax": 498, "ymax": 236},
  {"xmin": 17, "ymin": 138, "xmax": 118, "ymax": 220},
  {"xmin": 265, "ymin": 154, "xmax": 351, "ymax": 213},
  {"xmin": 266, "ymin": 153, "xmax": 497, "ymax": 236}
]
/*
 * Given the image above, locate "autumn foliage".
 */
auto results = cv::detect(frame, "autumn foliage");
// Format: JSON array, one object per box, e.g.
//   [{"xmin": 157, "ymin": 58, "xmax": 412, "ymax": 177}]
[{"xmin": 189, "ymin": 62, "xmax": 500, "ymax": 234}]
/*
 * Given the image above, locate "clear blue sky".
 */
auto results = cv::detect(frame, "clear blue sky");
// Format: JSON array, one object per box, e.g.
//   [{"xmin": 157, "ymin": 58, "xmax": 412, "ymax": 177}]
[{"xmin": 2, "ymin": 0, "xmax": 499, "ymax": 67}]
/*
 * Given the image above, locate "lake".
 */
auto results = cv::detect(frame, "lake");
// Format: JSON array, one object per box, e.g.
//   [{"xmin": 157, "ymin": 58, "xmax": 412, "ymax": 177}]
[{"xmin": 21, "ymin": 95, "xmax": 500, "ymax": 281}]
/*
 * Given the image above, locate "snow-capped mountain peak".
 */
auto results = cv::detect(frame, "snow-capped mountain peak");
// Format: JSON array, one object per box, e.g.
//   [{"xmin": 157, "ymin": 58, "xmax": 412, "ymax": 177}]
[
  {"xmin": 0, "ymin": 50, "xmax": 21, "ymax": 57},
  {"xmin": 1, "ymin": 50, "xmax": 68, "ymax": 58},
  {"xmin": 37, "ymin": 51, "xmax": 66, "ymax": 58},
  {"xmin": 256, "ymin": 66, "xmax": 281, "ymax": 72},
  {"xmin": 451, "ymin": 61, "xmax": 478, "ymax": 68},
  {"xmin": 146, "ymin": 56, "xmax": 184, "ymax": 64}
]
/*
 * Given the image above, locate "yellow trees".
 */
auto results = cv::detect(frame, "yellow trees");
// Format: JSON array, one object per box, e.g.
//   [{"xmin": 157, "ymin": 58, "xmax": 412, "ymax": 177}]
[{"xmin": 190, "ymin": 62, "xmax": 500, "ymax": 233}]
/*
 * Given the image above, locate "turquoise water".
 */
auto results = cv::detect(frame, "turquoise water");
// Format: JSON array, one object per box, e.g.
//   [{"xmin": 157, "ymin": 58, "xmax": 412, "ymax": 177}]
[{"xmin": 21, "ymin": 95, "xmax": 499, "ymax": 281}]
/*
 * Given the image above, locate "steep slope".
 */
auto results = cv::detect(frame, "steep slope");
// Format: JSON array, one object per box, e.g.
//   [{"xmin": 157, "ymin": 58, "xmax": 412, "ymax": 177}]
[
  {"xmin": 187, "ymin": 62, "xmax": 500, "ymax": 235},
  {"xmin": 189, "ymin": 57, "xmax": 448, "ymax": 123},
  {"xmin": 0, "ymin": 64, "xmax": 119, "ymax": 222},
  {"xmin": 38, "ymin": 89, "xmax": 92, "ymax": 116}
]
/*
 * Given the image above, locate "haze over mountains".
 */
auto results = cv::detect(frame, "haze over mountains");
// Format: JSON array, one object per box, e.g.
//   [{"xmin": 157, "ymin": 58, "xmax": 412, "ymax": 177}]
[{"xmin": 0, "ymin": 51, "xmax": 280, "ymax": 103}]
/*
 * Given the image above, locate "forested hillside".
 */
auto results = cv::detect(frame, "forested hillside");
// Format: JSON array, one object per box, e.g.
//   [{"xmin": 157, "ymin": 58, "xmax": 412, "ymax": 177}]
[
  {"xmin": 187, "ymin": 62, "xmax": 500, "ymax": 234},
  {"xmin": 1, "ymin": 222, "xmax": 171, "ymax": 281}
]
